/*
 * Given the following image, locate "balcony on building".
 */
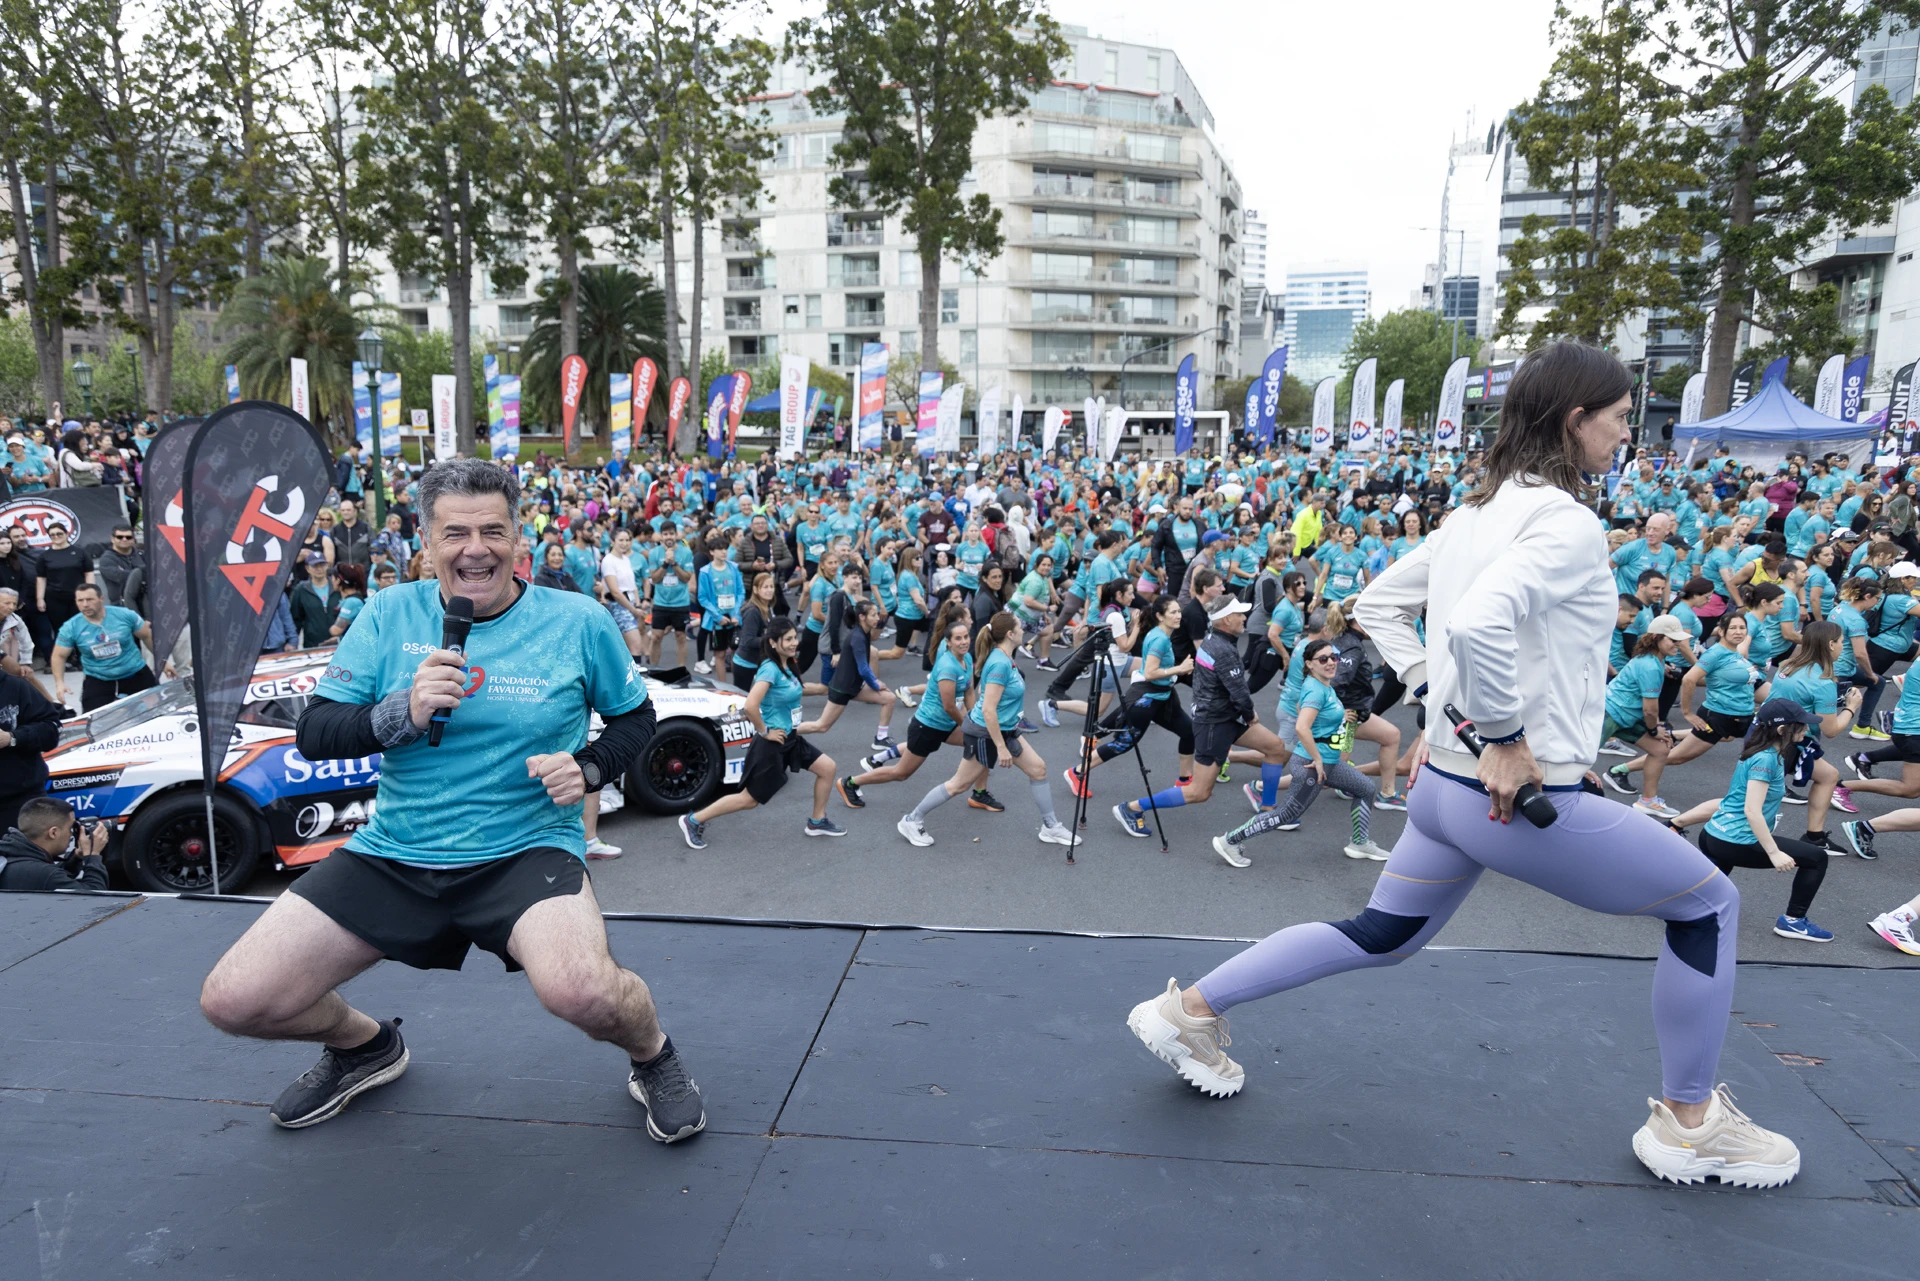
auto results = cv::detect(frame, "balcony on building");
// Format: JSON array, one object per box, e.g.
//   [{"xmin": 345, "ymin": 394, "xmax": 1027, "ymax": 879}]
[
  {"xmin": 723, "ymin": 299, "xmax": 763, "ymax": 332},
  {"xmin": 398, "ymin": 273, "xmax": 441, "ymax": 305},
  {"xmin": 726, "ymin": 259, "xmax": 774, "ymax": 292},
  {"xmin": 827, "ymin": 212, "xmax": 884, "ymax": 248},
  {"xmin": 497, "ymin": 305, "xmax": 533, "ymax": 339},
  {"xmin": 828, "ymin": 254, "xmax": 881, "ymax": 288},
  {"xmin": 721, "ymin": 219, "xmax": 762, "ymax": 256},
  {"xmin": 845, "ymin": 294, "xmax": 885, "ymax": 327}
]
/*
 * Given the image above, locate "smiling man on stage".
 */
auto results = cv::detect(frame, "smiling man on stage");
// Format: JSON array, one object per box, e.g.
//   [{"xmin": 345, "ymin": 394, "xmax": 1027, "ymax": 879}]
[{"xmin": 200, "ymin": 458, "xmax": 706, "ymax": 1143}]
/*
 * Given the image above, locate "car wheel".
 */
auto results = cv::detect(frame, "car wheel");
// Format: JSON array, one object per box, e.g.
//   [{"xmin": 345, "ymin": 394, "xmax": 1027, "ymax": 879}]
[
  {"xmin": 626, "ymin": 719, "xmax": 724, "ymax": 815},
  {"xmin": 122, "ymin": 792, "xmax": 262, "ymax": 894}
]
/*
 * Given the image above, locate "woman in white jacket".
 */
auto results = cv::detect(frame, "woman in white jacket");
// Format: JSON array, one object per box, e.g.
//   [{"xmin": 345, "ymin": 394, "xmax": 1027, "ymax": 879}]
[{"xmin": 1125, "ymin": 342, "xmax": 1801, "ymax": 1191}]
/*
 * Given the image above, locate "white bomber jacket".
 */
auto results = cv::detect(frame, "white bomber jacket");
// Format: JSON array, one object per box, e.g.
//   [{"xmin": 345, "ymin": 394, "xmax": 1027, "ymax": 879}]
[{"xmin": 1351, "ymin": 476, "xmax": 1615, "ymax": 787}]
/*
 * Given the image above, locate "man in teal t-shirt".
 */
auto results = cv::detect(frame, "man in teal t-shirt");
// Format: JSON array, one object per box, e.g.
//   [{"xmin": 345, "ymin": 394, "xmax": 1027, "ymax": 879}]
[
  {"xmin": 52, "ymin": 583, "xmax": 156, "ymax": 710},
  {"xmin": 197, "ymin": 458, "xmax": 708, "ymax": 1146}
]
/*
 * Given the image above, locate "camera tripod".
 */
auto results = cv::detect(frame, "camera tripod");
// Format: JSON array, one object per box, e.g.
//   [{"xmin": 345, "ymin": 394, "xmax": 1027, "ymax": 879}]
[{"xmin": 1062, "ymin": 626, "xmax": 1167, "ymax": 864}]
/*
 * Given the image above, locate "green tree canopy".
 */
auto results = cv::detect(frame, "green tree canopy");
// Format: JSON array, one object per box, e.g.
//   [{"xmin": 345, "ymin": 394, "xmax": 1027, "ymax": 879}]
[
  {"xmin": 1341, "ymin": 309, "xmax": 1475, "ymax": 429},
  {"xmin": 521, "ymin": 264, "xmax": 666, "ymax": 444},
  {"xmin": 221, "ymin": 254, "xmax": 370, "ymax": 446}
]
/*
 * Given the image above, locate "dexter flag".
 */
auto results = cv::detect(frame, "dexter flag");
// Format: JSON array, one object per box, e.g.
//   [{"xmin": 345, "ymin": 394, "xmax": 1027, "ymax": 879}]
[
  {"xmin": 726, "ymin": 371, "xmax": 752, "ymax": 455},
  {"xmin": 666, "ymin": 376, "xmax": 691, "ymax": 453},
  {"xmin": 141, "ymin": 417, "xmax": 201, "ymax": 677},
  {"xmin": 1174, "ymin": 353, "xmax": 1197, "ymax": 455},
  {"xmin": 559, "ymin": 354, "xmax": 588, "ymax": 454},
  {"xmin": 631, "ymin": 357, "xmax": 659, "ymax": 450},
  {"xmin": 181, "ymin": 402, "xmax": 331, "ymax": 893}
]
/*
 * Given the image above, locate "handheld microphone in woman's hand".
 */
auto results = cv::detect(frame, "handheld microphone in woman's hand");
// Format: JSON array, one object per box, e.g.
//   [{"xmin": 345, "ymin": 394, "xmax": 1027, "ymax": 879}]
[
  {"xmin": 1442, "ymin": 703, "xmax": 1558, "ymax": 829},
  {"xmin": 428, "ymin": 596, "xmax": 475, "ymax": 747}
]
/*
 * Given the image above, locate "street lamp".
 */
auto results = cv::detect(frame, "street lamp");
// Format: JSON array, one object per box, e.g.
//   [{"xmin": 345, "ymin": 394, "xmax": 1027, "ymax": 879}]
[
  {"xmin": 357, "ymin": 327, "xmax": 388, "ymax": 522},
  {"xmin": 125, "ymin": 342, "xmax": 141, "ymax": 416},
  {"xmin": 71, "ymin": 357, "xmax": 93, "ymax": 418}
]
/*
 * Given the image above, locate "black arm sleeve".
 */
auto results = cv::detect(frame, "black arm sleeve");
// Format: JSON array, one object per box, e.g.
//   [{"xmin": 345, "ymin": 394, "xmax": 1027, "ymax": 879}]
[
  {"xmin": 574, "ymin": 701, "xmax": 656, "ymax": 791},
  {"xmin": 296, "ymin": 696, "xmax": 385, "ymax": 761}
]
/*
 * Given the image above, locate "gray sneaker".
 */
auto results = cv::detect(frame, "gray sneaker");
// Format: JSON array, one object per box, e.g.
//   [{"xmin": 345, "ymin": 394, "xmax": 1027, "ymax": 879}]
[
  {"xmin": 1126, "ymin": 979, "xmax": 1244, "ymax": 1097},
  {"xmin": 627, "ymin": 1036, "xmax": 707, "ymax": 1143},
  {"xmin": 270, "ymin": 1019, "xmax": 409, "ymax": 1129},
  {"xmin": 805, "ymin": 816, "xmax": 847, "ymax": 837}
]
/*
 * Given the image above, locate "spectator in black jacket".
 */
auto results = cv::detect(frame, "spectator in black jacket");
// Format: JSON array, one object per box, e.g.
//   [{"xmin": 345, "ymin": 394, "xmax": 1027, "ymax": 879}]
[
  {"xmin": 0, "ymin": 796, "xmax": 108, "ymax": 892},
  {"xmin": 288, "ymin": 553, "xmax": 340, "ymax": 647},
  {"xmin": 0, "ymin": 670, "xmax": 66, "ymax": 828},
  {"xmin": 1150, "ymin": 495, "xmax": 1203, "ymax": 589}
]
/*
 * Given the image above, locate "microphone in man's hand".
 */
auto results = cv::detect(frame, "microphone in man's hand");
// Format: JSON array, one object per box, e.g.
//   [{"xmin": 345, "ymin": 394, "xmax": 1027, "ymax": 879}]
[
  {"xmin": 1442, "ymin": 703, "xmax": 1558, "ymax": 828},
  {"xmin": 428, "ymin": 596, "xmax": 475, "ymax": 747}
]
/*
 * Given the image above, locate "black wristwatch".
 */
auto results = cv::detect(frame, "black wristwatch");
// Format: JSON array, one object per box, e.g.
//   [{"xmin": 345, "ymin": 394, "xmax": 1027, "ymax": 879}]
[{"xmin": 578, "ymin": 758, "xmax": 603, "ymax": 791}]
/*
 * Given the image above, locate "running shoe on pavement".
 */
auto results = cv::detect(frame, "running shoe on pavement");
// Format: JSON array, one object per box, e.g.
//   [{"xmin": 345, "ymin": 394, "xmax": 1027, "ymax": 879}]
[
  {"xmin": 969, "ymin": 788, "xmax": 1006, "ymax": 812},
  {"xmin": 1216, "ymin": 763, "xmax": 1232, "ymax": 783},
  {"xmin": 1039, "ymin": 698, "xmax": 1060, "ymax": 728},
  {"xmin": 1242, "ymin": 781, "xmax": 1267, "ymax": 812},
  {"xmin": 1869, "ymin": 910, "xmax": 1920, "ymax": 956},
  {"xmin": 1774, "ymin": 915, "xmax": 1835, "ymax": 942},
  {"xmin": 1035, "ymin": 657, "xmax": 1060, "ymax": 672},
  {"xmin": 1856, "ymin": 725, "xmax": 1892, "ymax": 742},
  {"xmin": 1126, "ymin": 978, "xmax": 1244, "ymax": 1098},
  {"xmin": 270, "ymin": 1019, "xmax": 409, "ymax": 1128},
  {"xmin": 1343, "ymin": 840, "xmax": 1391, "ymax": 861},
  {"xmin": 1831, "ymin": 785, "xmax": 1858, "ymax": 813},
  {"xmin": 871, "ymin": 733, "xmax": 893, "ymax": 751},
  {"xmin": 1599, "ymin": 737, "xmax": 1635, "ymax": 757},
  {"xmin": 1781, "ymin": 784, "xmax": 1807, "ymax": 805},
  {"xmin": 1634, "ymin": 796, "xmax": 1681, "ymax": 819},
  {"xmin": 677, "ymin": 813, "xmax": 708, "ymax": 850},
  {"xmin": 804, "ymin": 816, "xmax": 847, "ymax": 837},
  {"xmin": 1113, "ymin": 803, "xmax": 1151, "ymax": 838},
  {"xmin": 1632, "ymin": 1085, "xmax": 1800, "ymax": 1188},
  {"xmin": 897, "ymin": 815, "xmax": 934, "ymax": 847},
  {"xmin": 1016, "ymin": 717, "xmax": 1041, "ymax": 735},
  {"xmin": 1602, "ymin": 763, "xmax": 1637, "ymax": 794},
  {"xmin": 585, "ymin": 838, "xmax": 623, "ymax": 859},
  {"xmin": 627, "ymin": 1036, "xmax": 706, "ymax": 1143},
  {"xmin": 1017, "ymin": 643, "xmax": 1036, "ymax": 660},
  {"xmin": 1038, "ymin": 821, "xmax": 1075, "ymax": 846},
  {"xmin": 1374, "ymin": 792, "xmax": 1407, "ymax": 812},
  {"xmin": 693, "ymin": 660, "xmax": 712, "ymax": 674},
  {"xmin": 1211, "ymin": 834, "xmax": 1251, "ymax": 868},
  {"xmin": 1847, "ymin": 752, "xmax": 1874, "ymax": 779},
  {"xmin": 1841, "ymin": 818, "xmax": 1877, "ymax": 859},
  {"xmin": 837, "ymin": 776, "xmax": 866, "ymax": 809},
  {"xmin": 1063, "ymin": 766, "xmax": 1091, "ymax": 799}
]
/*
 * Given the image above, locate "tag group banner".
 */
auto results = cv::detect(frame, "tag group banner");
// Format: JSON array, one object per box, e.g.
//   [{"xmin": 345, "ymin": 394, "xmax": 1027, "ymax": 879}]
[
  {"xmin": 778, "ymin": 353, "xmax": 810, "ymax": 459},
  {"xmin": 609, "ymin": 371, "xmax": 633, "ymax": 461},
  {"xmin": 431, "ymin": 374, "xmax": 457, "ymax": 461},
  {"xmin": 1761, "ymin": 355, "xmax": 1789, "ymax": 388},
  {"xmin": 1101, "ymin": 405, "xmax": 1125, "ymax": 460},
  {"xmin": 916, "ymin": 372, "xmax": 943, "ymax": 456},
  {"xmin": 289, "ymin": 358, "xmax": 309, "ymax": 422},
  {"xmin": 1173, "ymin": 354, "xmax": 1197, "ymax": 456},
  {"xmin": 858, "ymin": 342, "xmax": 888, "ymax": 451}
]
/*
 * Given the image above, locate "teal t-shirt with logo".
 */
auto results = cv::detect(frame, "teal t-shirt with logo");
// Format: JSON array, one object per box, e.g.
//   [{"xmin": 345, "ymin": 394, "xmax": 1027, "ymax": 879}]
[
  {"xmin": 968, "ymin": 647, "xmax": 1026, "ymax": 731},
  {"xmin": 1704, "ymin": 748, "xmax": 1785, "ymax": 845},
  {"xmin": 753, "ymin": 658, "xmax": 803, "ymax": 733},
  {"xmin": 314, "ymin": 581, "xmax": 646, "ymax": 866},
  {"xmin": 916, "ymin": 647, "xmax": 972, "ymax": 732},
  {"xmin": 1140, "ymin": 627, "xmax": 1177, "ymax": 700},
  {"xmin": 57, "ymin": 606, "xmax": 147, "ymax": 681}
]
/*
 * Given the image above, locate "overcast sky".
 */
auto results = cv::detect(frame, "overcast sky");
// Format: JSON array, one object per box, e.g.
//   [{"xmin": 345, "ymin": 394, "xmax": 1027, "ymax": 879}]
[{"xmin": 758, "ymin": 0, "xmax": 1562, "ymax": 313}]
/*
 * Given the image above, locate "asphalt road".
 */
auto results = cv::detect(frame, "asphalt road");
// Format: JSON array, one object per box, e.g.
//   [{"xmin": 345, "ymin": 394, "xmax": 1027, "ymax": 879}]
[{"xmin": 552, "ymin": 643, "xmax": 1920, "ymax": 970}]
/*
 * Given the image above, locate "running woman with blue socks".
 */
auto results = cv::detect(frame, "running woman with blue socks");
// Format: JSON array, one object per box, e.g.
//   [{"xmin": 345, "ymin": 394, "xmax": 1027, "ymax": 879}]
[{"xmin": 1125, "ymin": 343, "xmax": 1801, "ymax": 1190}]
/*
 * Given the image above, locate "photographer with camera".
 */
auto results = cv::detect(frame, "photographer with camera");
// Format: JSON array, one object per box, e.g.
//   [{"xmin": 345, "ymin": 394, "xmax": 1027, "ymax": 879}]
[{"xmin": 0, "ymin": 796, "xmax": 109, "ymax": 891}]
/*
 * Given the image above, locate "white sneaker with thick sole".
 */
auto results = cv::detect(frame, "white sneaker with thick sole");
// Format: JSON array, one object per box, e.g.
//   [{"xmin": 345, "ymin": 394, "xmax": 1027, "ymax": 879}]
[
  {"xmin": 1038, "ymin": 821, "xmax": 1075, "ymax": 846},
  {"xmin": 1343, "ymin": 841, "xmax": 1390, "ymax": 861},
  {"xmin": 1126, "ymin": 978, "xmax": 1244, "ymax": 1098},
  {"xmin": 1211, "ymin": 834, "xmax": 1251, "ymax": 868},
  {"xmin": 897, "ymin": 815, "xmax": 934, "ymax": 847},
  {"xmin": 1631, "ymin": 1085, "xmax": 1801, "ymax": 1188}
]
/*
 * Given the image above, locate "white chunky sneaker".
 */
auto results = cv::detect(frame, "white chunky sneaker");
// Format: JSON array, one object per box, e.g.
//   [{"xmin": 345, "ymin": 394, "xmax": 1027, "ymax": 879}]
[
  {"xmin": 1632, "ymin": 1084, "xmax": 1801, "ymax": 1188},
  {"xmin": 1126, "ymin": 978, "xmax": 1244, "ymax": 1098}
]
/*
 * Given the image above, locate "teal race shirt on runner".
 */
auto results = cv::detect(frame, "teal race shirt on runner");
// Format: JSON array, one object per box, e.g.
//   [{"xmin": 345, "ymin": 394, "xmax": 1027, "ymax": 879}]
[
  {"xmin": 56, "ymin": 606, "xmax": 147, "ymax": 680},
  {"xmin": 314, "ymin": 580, "xmax": 647, "ymax": 866}
]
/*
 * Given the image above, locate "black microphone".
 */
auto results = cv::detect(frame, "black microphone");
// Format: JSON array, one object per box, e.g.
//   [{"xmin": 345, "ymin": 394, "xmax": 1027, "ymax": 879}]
[
  {"xmin": 1442, "ymin": 703, "xmax": 1558, "ymax": 829},
  {"xmin": 428, "ymin": 596, "xmax": 475, "ymax": 747}
]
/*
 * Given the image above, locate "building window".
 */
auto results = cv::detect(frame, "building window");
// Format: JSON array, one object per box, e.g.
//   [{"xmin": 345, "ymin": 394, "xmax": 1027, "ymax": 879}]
[
  {"xmin": 1146, "ymin": 54, "xmax": 1161, "ymax": 91},
  {"xmin": 1034, "ymin": 209, "xmax": 1094, "ymax": 238},
  {"xmin": 1106, "ymin": 256, "xmax": 1177, "ymax": 285},
  {"xmin": 960, "ymin": 329, "xmax": 977, "ymax": 364},
  {"xmin": 829, "ymin": 254, "xmax": 881, "ymax": 287},
  {"xmin": 1032, "ymin": 291, "xmax": 1093, "ymax": 322},
  {"xmin": 730, "ymin": 336, "xmax": 767, "ymax": 361},
  {"xmin": 1112, "ymin": 294, "xmax": 1176, "ymax": 324},
  {"xmin": 846, "ymin": 294, "xmax": 885, "ymax": 326},
  {"xmin": 806, "ymin": 295, "xmax": 822, "ymax": 328},
  {"xmin": 941, "ymin": 288, "xmax": 960, "ymax": 324},
  {"xmin": 784, "ymin": 295, "xmax": 801, "ymax": 328},
  {"xmin": 827, "ymin": 212, "xmax": 884, "ymax": 247},
  {"xmin": 1120, "ymin": 216, "xmax": 1179, "ymax": 245},
  {"xmin": 727, "ymin": 258, "xmax": 774, "ymax": 290},
  {"xmin": 828, "ymin": 331, "xmax": 880, "ymax": 365},
  {"xmin": 899, "ymin": 330, "xmax": 919, "ymax": 355},
  {"xmin": 899, "ymin": 249, "xmax": 921, "ymax": 282},
  {"xmin": 1033, "ymin": 251, "xmax": 1094, "ymax": 282},
  {"xmin": 1102, "ymin": 48, "xmax": 1118, "ymax": 83},
  {"xmin": 724, "ymin": 298, "xmax": 762, "ymax": 330},
  {"xmin": 499, "ymin": 305, "xmax": 533, "ymax": 338},
  {"xmin": 1032, "ymin": 121, "xmax": 1096, "ymax": 154},
  {"xmin": 801, "ymin": 130, "xmax": 844, "ymax": 167},
  {"xmin": 1032, "ymin": 334, "xmax": 1091, "ymax": 364}
]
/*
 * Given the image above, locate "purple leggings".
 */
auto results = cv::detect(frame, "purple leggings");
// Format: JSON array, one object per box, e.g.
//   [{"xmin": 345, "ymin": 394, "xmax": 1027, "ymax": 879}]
[{"xmin": 1194, "ymin": 766, "xmax": 1741, "ymax": 1104}]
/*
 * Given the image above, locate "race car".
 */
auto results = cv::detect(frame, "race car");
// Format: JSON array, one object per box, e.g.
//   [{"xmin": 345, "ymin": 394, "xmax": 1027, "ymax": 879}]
[{"xmin": 43, "ymin": 648, "xmax": 754, "ymax": 895}]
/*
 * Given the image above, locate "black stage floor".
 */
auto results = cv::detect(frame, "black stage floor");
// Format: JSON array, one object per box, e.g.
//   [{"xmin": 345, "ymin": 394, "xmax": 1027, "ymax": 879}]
[{"xmin": 2, "ymin": 892, "xmax": 1916, "ymax": 1278}]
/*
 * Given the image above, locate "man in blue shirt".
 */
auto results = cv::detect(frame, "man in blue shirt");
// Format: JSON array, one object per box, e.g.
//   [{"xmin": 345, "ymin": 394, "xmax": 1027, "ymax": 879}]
[{"xmin": 198, "ymin": 458, "xmax": 705, "ymax": 1145}]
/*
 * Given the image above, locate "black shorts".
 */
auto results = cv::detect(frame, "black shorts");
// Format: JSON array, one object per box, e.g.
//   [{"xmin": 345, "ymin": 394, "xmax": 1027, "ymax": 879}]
[
  {"xmin": 1691, "ymin": 708, "xmax": 1753, "ymax": 744},
  {"xmin": 1881, "ymin": 731, "xmax": 1920, "ymax": 763},
  {"xmin": 962, "ymin": 723, "xmax": 1023, "ymax": 766},
  {"xmin": 1192, "ymin": 718, "xmax": 1247, "ymax": 767},
  {"xmin": 895, "ymin": 615, "xmax": 927, "ymax": 644},
  {"xmin": 827, "ymin": 682, "xmax": 864, "ymax": 706},
  {"xmin": 743, "ymin": 731, "xmax": 822, "ymax": 803},
  {"xmin": 906, "ymin": 716, "xmax": 955, "ymax": 758},
  {"xmin": 290, "ymin": 846, "xmax": 585, "ymax": 972},
  {"xmin": 80, "ymin": 665, "xmax": 157, "ymax": 712},
  {"xmin": 706, "ymin": 624, "xmax": 738, "ymax": 651},
  {"xmin": 653, "ymin": 605, "xmax": 690, "ymax": 631}
]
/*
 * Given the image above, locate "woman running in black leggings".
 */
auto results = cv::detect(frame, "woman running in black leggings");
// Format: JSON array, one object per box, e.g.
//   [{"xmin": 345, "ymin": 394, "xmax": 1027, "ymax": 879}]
[{"xmin": 1063, "ymin": 594, "xmax": 1195, "ymax": 799}]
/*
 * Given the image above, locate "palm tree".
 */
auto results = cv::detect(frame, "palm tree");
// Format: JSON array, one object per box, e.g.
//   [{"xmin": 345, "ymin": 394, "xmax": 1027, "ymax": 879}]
[
  {"xmin": 522, "ymin": 265, "xmax": 668, "ymax": 448},
  {"xmin": 220, "ymin": 256, "xmax": 371, "ymax": 448}
]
